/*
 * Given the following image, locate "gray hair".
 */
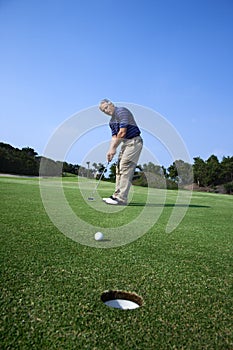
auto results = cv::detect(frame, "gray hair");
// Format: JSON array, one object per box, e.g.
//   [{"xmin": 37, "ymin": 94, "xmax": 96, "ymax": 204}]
[{"xmin": 99, "ymin": 98, "xmax": 114, "ymax": 107}]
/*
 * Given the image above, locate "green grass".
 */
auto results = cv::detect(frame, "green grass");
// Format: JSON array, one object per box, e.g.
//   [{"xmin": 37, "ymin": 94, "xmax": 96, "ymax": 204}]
[{"xmin": 0, "ymin": 176, "xmax": 232, "ymax": 349}]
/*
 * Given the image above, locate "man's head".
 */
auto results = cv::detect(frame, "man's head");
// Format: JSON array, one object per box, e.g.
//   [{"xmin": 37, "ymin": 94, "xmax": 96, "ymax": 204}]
[{"xmin": 99, "ymin": 99, "xmax": 115, "ymax": 116}]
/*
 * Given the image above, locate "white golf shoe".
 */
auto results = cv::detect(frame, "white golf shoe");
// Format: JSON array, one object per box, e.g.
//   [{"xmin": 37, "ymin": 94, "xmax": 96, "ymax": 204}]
[
  {"xmin": 104, "ymin": 197, "xmax": 127, "ymax": 206},
  {"xmin": 102, "ymin": 195, "xmax": 117, "ymax": 202}
]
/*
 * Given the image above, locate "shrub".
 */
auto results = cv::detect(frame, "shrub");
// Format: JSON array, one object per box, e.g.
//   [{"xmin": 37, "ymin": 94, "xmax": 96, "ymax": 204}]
[{"xmin": 224, "ymin": 182, "xmax": 233, "ymax": 194}]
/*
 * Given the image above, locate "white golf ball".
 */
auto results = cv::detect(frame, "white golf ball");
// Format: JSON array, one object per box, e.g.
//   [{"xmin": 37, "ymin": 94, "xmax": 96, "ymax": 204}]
[{"xmin": 95, "ymin": 232, "xmax": 104, "ymax": 241}]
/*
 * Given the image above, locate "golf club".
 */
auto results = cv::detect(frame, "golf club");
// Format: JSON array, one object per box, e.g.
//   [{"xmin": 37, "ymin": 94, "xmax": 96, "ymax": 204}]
[{"xmin": 88, "ymin": 162, "xmax": 110, "ymax": 200}]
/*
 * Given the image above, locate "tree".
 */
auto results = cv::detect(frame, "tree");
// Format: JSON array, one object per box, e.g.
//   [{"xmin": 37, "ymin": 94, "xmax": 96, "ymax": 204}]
[
  {"xmin": 92, "ymin": 162, "xmax": 106, "ymax": 180},
  {"xmin": 108, "ymin": 162, "xmax": 116, "ymax": 182},
  {"xmin": 161, "ymin": 165, "xmax": 168, "ymax": 178},
  {"xmin": 220, "ymin": 156, "xmax": 233, "ymax": 183},
  {"xmin": 224, "ymin": 182, "xmax": 233, "ymax": 194},
  {"xmin": 63, "ymin": 162, "xmax": 79, "ymax": 175},
  {"xmin": 175, "ymin": 160, "xmax": 193, "ymax": 185},
  {"xmin": 193, "ymin": 157, "xmax": 208, "ymax": 186},
  {"xmin": 167, "ymin": 163, "xmax": 178, "ymax": 182},
  {"xmin": 167, "ymin": 160, "xmax": 193, "ymax": 186},
  {"xmin": 143, "ymin": 162, "xmax": 165, "ymax": 188},
  {"xmin": 21, "ymin": 147, "xmax": 38, "ymax": 158},
  {"xmin": 142, "ymin": 162, "xmax": 163, "ymax": 175},
  {"xmin": 206, "ymin": 155, "xmax": 221, "ymax": 186},
  {"xmin": 86, "ymin": 161, "xmax": 90, "ymax": 178},
  {"xmin": 0, "ymin": 143, "xmax": 39, "ymax": 175},
  {"xmin": 132, "ymin": 162, "xmax": 167, "ymax": 188},
  {"xmin": 39, "ymin": 157, "xmax": 61, "ymax": 176},
  {"xmin": 132, "ymin": 165, "xmax": 148, "ymax": 187}
]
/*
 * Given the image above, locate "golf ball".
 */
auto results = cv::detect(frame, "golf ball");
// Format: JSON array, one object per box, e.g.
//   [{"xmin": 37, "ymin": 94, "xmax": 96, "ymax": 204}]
[{"xmin": 95, "ymin": 232, "xmax": 104, "ymax": 241}]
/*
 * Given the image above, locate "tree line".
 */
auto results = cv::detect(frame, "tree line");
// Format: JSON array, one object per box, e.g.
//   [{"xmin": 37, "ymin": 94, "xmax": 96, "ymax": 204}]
[
  {"xmin": 0, "ymin": 142, "xmax": 80, "ymax": 177},
  {"xmin": 0, "ymin": 142, "xmax": 232, "ymax": 194}
]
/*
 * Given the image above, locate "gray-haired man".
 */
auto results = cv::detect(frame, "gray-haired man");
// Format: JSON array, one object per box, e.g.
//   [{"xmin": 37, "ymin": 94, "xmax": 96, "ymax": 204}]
[{"xmin": 99, "ymin": 99, "xmax": 143, "ymax": 205}]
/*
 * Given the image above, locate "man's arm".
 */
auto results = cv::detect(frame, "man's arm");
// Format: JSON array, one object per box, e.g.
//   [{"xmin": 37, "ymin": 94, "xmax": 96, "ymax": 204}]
[{"xmin": 107, "ymin": 127, "xmax": 127, "ymax": 162}]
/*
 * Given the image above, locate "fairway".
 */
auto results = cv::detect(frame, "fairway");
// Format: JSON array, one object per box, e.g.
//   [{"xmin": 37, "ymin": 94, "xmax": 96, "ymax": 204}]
[{"xmin": 0, "ymin": 176, "xmax": 232, "ymax": 349}]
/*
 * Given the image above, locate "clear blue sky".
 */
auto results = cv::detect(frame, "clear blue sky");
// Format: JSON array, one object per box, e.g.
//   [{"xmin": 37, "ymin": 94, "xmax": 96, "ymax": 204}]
[{"xmin": 0, "ymin": 0, "xmax": 232, "ymax": 168}]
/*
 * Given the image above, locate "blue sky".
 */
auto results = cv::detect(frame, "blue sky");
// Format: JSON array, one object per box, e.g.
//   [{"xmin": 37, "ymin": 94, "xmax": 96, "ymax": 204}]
[{"xmin": 0, "ymin": 0, "xmax": 232, "ymax": 168}]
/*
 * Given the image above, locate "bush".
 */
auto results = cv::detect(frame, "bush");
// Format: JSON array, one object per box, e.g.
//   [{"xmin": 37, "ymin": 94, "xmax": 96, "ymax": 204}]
[{"xmin": 224, "ymin": 182, "xmax": 233, "ymax": 194}]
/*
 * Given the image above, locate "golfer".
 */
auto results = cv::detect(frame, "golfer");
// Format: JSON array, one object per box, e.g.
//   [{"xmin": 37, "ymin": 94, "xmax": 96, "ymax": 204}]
[{"xmin": 99, "ymin": 99, "xmax": 143, "ymax": 205}]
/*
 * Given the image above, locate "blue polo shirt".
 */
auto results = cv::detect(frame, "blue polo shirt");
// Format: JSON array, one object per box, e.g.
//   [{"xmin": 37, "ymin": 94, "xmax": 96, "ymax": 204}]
[{"xmin": 109, "ymin": 107, "xmax": 141, "ymax": 139}]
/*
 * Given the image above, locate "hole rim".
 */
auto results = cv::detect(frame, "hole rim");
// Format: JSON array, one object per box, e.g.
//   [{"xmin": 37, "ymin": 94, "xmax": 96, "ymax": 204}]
[{"xmin": 101, "ymin": 289, "xmax": 144, "ymax": 308}]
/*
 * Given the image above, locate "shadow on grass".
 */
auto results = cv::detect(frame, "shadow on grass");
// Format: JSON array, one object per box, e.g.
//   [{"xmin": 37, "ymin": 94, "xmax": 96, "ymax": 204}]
[{"xmin": 129, "ymin": 203, "xmax": 211, "ymax": 208}]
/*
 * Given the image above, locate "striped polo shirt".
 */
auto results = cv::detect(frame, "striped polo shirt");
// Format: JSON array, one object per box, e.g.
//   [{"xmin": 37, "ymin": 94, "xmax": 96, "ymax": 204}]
[{"xmin": 109, "ymin": 107, "xmax": 141, "ymax": 139}]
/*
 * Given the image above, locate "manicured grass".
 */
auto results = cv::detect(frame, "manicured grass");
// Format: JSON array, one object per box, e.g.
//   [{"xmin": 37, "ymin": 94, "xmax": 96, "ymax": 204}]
[{"xmin": 0, "ymin": 176, "xmax": 232, "ymax": 349}]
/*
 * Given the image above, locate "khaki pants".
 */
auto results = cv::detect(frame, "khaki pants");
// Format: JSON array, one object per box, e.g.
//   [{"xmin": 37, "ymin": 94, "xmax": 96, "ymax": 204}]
[{"xmin": 114, "ymin": 136, "xmax": 143, "ymax": 203}]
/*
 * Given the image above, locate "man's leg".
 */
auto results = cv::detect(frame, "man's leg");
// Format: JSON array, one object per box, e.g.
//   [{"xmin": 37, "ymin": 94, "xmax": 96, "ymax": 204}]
[
  {"xmin": 117, "ymin": 137, "xmax": 143, "ymax": 203},
  {"xmin": 113, "ymin": 149, "xmax": 123, "ymax": 198},
  {"xmin": 103, "ymin": 153, "xmax": 123, "ymax": 202}
]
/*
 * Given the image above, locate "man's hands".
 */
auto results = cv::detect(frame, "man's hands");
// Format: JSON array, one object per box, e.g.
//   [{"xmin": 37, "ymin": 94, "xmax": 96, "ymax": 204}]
[
  {"xmin": 106, "ymin": 128, "xmax": 127, "ymax": 162},
  {"xmin": 107, "ymin": 148, "xmax": 116, "ymax": 162}
]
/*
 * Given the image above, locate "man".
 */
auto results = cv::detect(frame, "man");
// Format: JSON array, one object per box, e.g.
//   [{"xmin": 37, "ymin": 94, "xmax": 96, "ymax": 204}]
[{"xmin": 99, "ymin": 99, "xmax": 143, "ymax": 205}]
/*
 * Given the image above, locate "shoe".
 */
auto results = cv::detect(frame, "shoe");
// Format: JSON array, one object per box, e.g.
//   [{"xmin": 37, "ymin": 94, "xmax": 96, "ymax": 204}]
[
  {"xmin": 102, "ymin": 195, "xmax": 117, "ymax": 202},
  {"xmin": 104, "ymin": 198, "xmax": 127, "ymax": 206}
]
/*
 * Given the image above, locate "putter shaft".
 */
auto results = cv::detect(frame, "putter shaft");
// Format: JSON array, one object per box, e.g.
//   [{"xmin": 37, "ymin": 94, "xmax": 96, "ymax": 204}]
[{"xmin": 88, "ymin": 162, "xmax": 109, "ymax": 199}]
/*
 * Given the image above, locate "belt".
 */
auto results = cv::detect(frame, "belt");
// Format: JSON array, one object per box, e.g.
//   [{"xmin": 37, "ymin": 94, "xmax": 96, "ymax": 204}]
[
  {"xmin": 126, "ymin": 134, "xmax": 141, "ymax": 140},
  {"xmin": 122, "ymin": 135, "xmax": 142, "ymax": 143}
]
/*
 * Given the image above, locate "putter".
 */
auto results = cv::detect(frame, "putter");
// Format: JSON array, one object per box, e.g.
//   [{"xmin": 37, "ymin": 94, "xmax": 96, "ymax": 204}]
[{"xmin": 88, "ymin": 162, "xmax": 109, "ymax": 200}]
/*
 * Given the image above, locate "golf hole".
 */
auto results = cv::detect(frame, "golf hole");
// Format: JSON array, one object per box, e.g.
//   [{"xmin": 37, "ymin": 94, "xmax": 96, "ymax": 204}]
[{"xmin": 101, "ymin": 290, "xmax": 143, "ymax": 310}]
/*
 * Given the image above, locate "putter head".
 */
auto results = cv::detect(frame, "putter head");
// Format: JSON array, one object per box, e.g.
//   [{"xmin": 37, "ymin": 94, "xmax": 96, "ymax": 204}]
[{"xmin": 88, "ymin": 197, "xmax": 95, "ymax": 201}]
